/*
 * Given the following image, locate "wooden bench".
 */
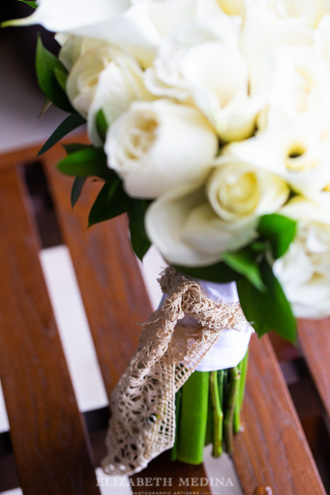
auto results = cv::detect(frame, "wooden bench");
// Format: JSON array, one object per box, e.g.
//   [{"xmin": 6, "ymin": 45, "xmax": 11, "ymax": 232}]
[{"xmin": 0, "ymin": 141, "xmax": 329, "ymax": 494}]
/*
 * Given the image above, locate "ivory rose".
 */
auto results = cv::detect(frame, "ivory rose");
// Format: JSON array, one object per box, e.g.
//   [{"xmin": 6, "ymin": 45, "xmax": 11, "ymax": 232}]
[
  {"xmin": 104, "ymin": 100, "xmax": 218, "ymax": 198},
  {"xmin": 274, "ymin": 194, "xmax": 330, "ymax": 319},
  {"xmin": 146, "ymin": 158, "xmax": 289, "ymax": 266},
  {"xmin": 86, "ymin": 52, "xmax": 152, "ymax": 146},
  {"xmin": 66, "ymin": 45, "xmax": 124, "ymax": 118},
  {"xmin": 145, "ymin": 15, "xmax": 263, "ymax": 141}
]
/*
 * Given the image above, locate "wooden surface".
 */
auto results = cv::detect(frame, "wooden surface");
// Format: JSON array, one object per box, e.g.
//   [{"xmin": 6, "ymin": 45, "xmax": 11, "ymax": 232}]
[
  {"xmin": 44, "ymin": 145, "xmax": 152, "ymax": 396},
  {"xmin": 233, "ymin": 335, "xmax": 326, "ymax": 495},
  {"xmin": 0, "ymin": 165, "xmax": 99, "ymax": 495},
  {"xmin": 298, "ymin": 318, "xmax": 330, "ymax": 418},
  {"xmin": 0, "ymin": 141, "xmax": 329, "ymax": 494}
]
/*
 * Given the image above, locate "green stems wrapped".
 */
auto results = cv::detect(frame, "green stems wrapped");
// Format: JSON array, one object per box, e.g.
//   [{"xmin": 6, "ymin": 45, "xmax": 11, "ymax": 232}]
[
  {"xmin": 171, "ymin": 351, "xmax": 248, "ymax": 463},
  {"xmin": 176, "ymin": 371, "xmax": 209, "ymax": 464}
]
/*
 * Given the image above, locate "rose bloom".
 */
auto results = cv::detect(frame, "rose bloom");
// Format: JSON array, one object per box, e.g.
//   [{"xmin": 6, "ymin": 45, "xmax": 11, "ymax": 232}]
[
  {"xmin": 105, "ymin": 99, "xmax": 218, "ymax": 198},
  {"xmin": 145, "ymin": 14, "xmax": 264, "ymax": 142},
  {"xmin": 274, "ymin": 194, "xmax": 330, "ymax": 319},
  {"xmin": 146, "ymin": 157, "xmax": 289, "ymax": 266}
]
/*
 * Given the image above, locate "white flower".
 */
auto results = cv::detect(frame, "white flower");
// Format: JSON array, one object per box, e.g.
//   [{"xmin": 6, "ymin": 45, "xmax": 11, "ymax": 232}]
[
  {"xmin": 15, "ymin": 0, "xmax": 223, "ymax": 67},
  {"xmin": 145, "ymin": 15, "xmax": 263, "ymax": 141},
  {"xmin": 146, "ymin": 157, "xmax": 289, "ymax": 266},
  {"xmin": 225, "ymin": 126, "xmax": 330, "ymax": 194},
  {"xmin": 87, "ymin": 51, "xmax": 152, "ymax": 146},
  {"xmin": 216, "ymin": 0, "xmax": 245, "ymax": 17},
  {"xmin": 274, "ymin": 194, "xmax": 330, "ymax": 319},
  {"xmin": 208, "ymin": 156, "xmax": 290, "ymax": 221},
  {"xmin": 105, "ymin": 100, "xmax": 218, "ymax": 198},
  {"xmin": 256, "ymin": 45, "xmax": 330, "ymax": 132},
  {"xmin": 56, "ymin": 35, "xmax": 104, "ymax": 71},
  {"xmin": 66, "ymin": 44, "xmax": 122, "ymax": 118},
  {"xmin": 240, "ymin": 0, "xmax": 319, "ymax": 85}
]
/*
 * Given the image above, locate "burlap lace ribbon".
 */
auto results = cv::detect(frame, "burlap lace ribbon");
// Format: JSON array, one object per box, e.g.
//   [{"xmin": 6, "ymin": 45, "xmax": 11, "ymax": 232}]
[{"xmin": 102, "ymin": 267, "xmax": 247, "ymax": 476}]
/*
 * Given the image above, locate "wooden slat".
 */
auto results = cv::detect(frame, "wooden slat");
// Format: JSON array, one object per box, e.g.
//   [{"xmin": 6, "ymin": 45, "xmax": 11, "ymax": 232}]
[
  {"xmin": 43, "ymin": 145, "xmax": 211, "ymax": 489},
  {"xmin": 232, "ymin": 335, "xmax": 326, "ymax": 495},
  {"xmin": 298, "ymin": 318, "xmax": 330, "ymax": 418},
  {"xmin": 0, "ymin": 165, "xmax": 99, "ymax": 495},
  {"xmin": 44, "ymin": 145, "xmax": 152, "ymax": 397}
]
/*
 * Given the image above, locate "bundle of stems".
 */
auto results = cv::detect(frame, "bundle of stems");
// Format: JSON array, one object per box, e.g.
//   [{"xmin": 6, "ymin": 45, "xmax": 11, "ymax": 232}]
[{"xmin": 171, "ymin": 351, "xmax": 248, "ymax": 463}]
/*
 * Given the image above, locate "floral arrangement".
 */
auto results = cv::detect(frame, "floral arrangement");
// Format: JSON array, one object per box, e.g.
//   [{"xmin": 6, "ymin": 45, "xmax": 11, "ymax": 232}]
[{"xmin": 6, "ymin": 0, "xmax": 330, "ymax": 475}]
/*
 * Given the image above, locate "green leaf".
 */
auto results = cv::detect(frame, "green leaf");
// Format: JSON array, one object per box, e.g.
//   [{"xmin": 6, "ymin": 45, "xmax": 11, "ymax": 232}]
[
  {"xmin": 258, "ymin": 214, "xmax": 297, "ymax": 259},
  {"xmin": 18, "ymin": 0, "xmax": 37, "ymax": 8},
  {"xmin": 88, "ymin": 178, "xmax": 130, "ymax": 227},
  {"xmin": 54, "ymin": 67, "xmax": 68, "ymax": 92},
  {"xmin": 237, "ymin": 260, "xmax": 296, "ymax": 342},
  {"xmin": 38, "ymin": 113, "xmax": 86, "ymax": 156},
  {"xmin": 57, "ymin": 148, "xmax": 112, "ymax": 179},
  {"xmin": 96, "ymin": 109, "xmax": 108, "ymax": 143},
  {"xmin": 222, "ymin": 250, "xmax": 265, "ymax": 292},
  {"xmin": 174, "ymin": 262, "xmax": 239, "ymax": 284},
  {"xmin": 128, "ymin": 199, "xmax": 151, "ymax": 261},
  {"xmin": 71, "ymin": 177, "xmax": 86, "ymax": 208},
  {"xmin": 36, "ymin": 35, "xmax": 73, "ymax": 112},
  {"xmin": 63, "ymin": 143, "xmax": 91, "ymax": 154}
]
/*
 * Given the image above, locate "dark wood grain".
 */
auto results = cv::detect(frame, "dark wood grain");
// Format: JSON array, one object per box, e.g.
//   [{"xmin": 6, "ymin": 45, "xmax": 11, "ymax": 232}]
[
  {"xmin": 232, "ymin": 334, "xmax": 326, "ymax": 495},
  {"xmin": 44, "ymin": 144, "xmax": 152, "ymax": 397},
  {"xmin": 298, "ymin": 318, "xmax": 330, "ymax": 418},
  {"xmin": 0, "ymin": 165, "xmax": 99, "ymax": 495}
]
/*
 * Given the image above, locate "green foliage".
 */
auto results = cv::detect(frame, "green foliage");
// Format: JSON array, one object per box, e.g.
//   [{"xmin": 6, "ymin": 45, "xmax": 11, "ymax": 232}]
[
  {"xmin": 18, "ymin": 0, "xmax": 37, "ymax": 8},
  {"xmin": 88, "ymin": 177, "xmax": 130, "ymax": 227},
  {"xmin": 38, "ymin": 113, "xmax": 86, "ymax": 156},
  {"xmin": 258, "ymin": 213, "xmax": 297, "ymax": 259},
  {"xmin": 57, "ymin": 147, "xmax": 112, "ymax": 180},
  {"xmin": 54, "ymin": 67, "xmax": 68, "ymax": 92},
  {"xmin": 96, "ymin": 109, "xmax": 108, "ymax": 143},
  {"xmin": 71, "ymin": 177, "xmax": 87, "ymax": 208},
  {"xmin": 237, "ymin": 260, "xmax": 297, "ymax": 342},
  {"xmin": 173, "ymin": 261, "xmax": 239, "ymax": 284},
  {"xmin": 222, "ymin": 250, "xmax": 265, "ymax": 292},
  {"xmin": 128, "ymin": 200, "xmax": 151, "ymax": 260},
  {"xmin": 36, "ymin": 35, "xmax": 73, "ymax": 112}
]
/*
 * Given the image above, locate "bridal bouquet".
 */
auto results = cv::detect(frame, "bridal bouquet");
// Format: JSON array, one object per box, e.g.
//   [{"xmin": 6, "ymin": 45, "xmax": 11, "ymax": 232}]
[{"xmin": 6, "ymin": 0, "xmax": 330, "ymax": 476}]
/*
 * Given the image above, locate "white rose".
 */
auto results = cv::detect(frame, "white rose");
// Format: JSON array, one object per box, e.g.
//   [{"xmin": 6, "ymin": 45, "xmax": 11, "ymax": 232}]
[
  {"xmin": 56, "ymin": 35, "xmax": 104, "ymax": 71},
  {"xmin": 145, "ymin": 15, "xmax": 263, "ymax": 141},
  {"xmin": 87, "ymin": 51, "xmax": 152, "ymax": 146},
  {"xmin": 66, "ymin": 45, "xmax": 121, "ymax": 118},
  {"xmin": 226, "ymin": 126, "xmax": 330, "ymax": 194},
  {"xmin": 208, "ymin": 157, "xmax": 290, "ymax": 221},
  {"xmin": 274, "ymin": 194, "xmax": 330, "ymax": 319},
  {"xmin": 146, "ymin": 157, "xmax": 289, "ymax": 266},
  {"xmin": 105, "ymin": 100, "xmax": 218, "ymax": 198},
  {"xmin": 256, "ymin": 45, "xmax": 330, "ymax": 132}
]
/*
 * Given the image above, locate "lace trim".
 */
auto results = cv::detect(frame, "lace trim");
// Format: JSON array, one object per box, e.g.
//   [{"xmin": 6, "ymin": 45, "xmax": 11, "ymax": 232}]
[{"xmin": 102, "ymin": 267, "xmax": 247, "ymax": 475}]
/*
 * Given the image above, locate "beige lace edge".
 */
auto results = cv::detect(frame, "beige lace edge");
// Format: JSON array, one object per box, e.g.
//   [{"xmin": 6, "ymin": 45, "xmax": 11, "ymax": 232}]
[{"xmin": 102, "ymin": 267, "xmax": 247, "ymax": 476}]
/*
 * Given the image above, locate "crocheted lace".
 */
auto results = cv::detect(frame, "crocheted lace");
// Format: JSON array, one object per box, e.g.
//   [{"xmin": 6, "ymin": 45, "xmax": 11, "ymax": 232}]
[{"xmin": 102, "ymin": 267, "xmax": 247, "ymax": 475}]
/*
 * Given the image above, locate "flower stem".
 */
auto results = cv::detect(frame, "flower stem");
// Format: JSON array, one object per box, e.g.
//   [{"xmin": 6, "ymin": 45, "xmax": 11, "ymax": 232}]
[
  {"xmin": 238, "ymin": 350, "xmax": 249, "ymax": 410},
  {"xmin": 170, "ymin": 387, "xmax": 182, "ymax": 461},
  {"xmin": 224, "ymin": 366, "xmax": 240, "ymax": 454},
  {"xmin": 210, "ymin": 371, "xmax": 223, "ymax": 457},
  {"xmin": 176, "ymin": 371, "xmax": 209, "ymax": 464}
]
